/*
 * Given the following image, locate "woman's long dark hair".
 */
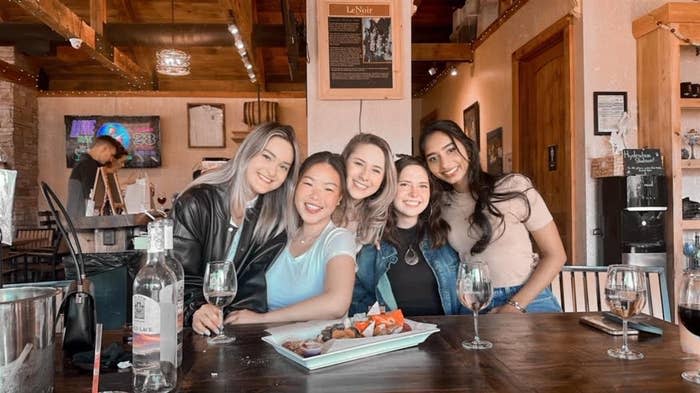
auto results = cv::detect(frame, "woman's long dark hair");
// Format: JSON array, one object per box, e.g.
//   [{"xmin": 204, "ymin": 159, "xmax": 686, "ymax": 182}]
[
  {"xmin": 418, "ymin": 120, "xmax": 532, "ymax": 255},
  {"xmin": 383, "ymin": 156, "xmax": 450, "ymax": 249},
  {"xmin": 297, "ymin": 151, "xmax": 347, "ymax": 228}
]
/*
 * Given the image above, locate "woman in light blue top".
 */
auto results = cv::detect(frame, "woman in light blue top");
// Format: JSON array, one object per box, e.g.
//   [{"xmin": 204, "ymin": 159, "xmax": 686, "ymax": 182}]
[{"xmin": 226, "ymin": 152, "xmax": 356, "ymax": 324}]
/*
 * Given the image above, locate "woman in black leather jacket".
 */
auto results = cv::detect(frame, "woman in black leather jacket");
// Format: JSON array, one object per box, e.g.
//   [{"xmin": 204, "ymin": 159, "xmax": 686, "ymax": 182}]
[{"xmin": 171, "ymin": 122, "xmax": 301, "ymax": 336}]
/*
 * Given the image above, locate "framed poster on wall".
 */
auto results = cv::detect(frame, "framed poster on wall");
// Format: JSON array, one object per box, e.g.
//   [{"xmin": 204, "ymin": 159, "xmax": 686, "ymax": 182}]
[
  {"xmin": 188, "ymin": 103, "xmax": 226, "ymax": 148},
  {"xmin": 317, "ymin": 0, "xmax": 402, "ymax": 100}
]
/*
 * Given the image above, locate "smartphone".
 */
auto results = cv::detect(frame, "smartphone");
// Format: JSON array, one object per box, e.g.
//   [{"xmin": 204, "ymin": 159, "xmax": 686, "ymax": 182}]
[{"xmin": 579, "ymin": 315, "xmax": 639, "ymax": 335}]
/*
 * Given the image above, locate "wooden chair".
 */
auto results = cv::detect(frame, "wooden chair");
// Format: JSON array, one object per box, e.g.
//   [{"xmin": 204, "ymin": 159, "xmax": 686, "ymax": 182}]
[
  {"xmin": 10, "ymin": 228, "xmax": 64, "ymax": 282},
  {"xmin": 550, "ymin": 265, "xmax": 671, "ymax": 322}
]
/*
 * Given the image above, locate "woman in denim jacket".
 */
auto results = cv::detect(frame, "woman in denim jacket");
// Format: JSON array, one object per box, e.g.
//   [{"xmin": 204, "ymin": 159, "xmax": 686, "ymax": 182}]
[{"xmin": 351, "ymin": 156, "xmax": 466, "ymax": 316}]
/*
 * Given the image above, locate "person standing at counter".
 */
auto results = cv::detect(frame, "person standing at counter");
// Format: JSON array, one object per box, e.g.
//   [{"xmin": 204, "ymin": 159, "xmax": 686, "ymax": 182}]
[
  {"xmin": 66, "ymin": 135, "xmax": 125, "ymax": 218},
  {"xmin": 334, "ymin": 133, "xmax": 397, "ymax": 247},
  {"xmin": 420, "ymin": 120, "xmax": 566, "ymax": 313},
  {"xmin": 352, "ymin": 156, "xmax": 465, "ymax": 316},
  {"xmin": 225, "ymin": 152, "xmax": 356, "ymax": 324},
  {"xmin": 171, "ymin": 122, "xmax": 300, "ymax": 336}
]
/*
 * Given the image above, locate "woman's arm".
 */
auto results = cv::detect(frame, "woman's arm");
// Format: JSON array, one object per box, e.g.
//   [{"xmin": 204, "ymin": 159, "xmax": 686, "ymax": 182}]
[
  {"xmin": 496, "ymin": 220, "xmax": 566, "ymax": 313},
  {"xmin": 225, "ymin": 255, "xmax": 356, "ymax": 324}
]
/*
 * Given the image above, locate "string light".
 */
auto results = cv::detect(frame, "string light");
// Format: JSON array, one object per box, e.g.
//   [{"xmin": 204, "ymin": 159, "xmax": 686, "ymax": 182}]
[
  {"xmin": 655, "ymin": 20, "xmax": 700, "ymax": 56},
  {"xmin": 228, "ymin": 22, "xmax": 257, "ymax": 84}
]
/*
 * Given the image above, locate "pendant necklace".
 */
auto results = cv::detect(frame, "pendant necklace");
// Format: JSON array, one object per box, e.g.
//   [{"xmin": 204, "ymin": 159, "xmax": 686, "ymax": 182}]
[{"xmin": 404, "ymin": 244, "xmax": 419, "ymax": 266}]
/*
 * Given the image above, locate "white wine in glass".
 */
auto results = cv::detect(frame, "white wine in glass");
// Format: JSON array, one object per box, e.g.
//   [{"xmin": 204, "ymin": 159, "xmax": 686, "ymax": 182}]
[
  {"xmin": 604, "ymin": 264, "xmax": 647, "ymax": 360},
  {"xmin": 457, "ymin": 259, "xmax": 494, "ymax": 350},
  {"xmin": 203, "ymin": 260, "xmax": 237, "ymax": 345}
]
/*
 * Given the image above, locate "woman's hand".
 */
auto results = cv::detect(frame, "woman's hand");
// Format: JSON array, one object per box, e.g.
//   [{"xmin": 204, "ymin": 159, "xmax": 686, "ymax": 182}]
[
  {"xmin": 192, "ymin": 304, "xmax": 223, "ymax": 336},
  {"xmin": 490, "ymin": 304, "xmax": 522, "ymax": 314},
  {"xmin": 224, "ymin": 309, "xmax": 267, "ymax": 325}
]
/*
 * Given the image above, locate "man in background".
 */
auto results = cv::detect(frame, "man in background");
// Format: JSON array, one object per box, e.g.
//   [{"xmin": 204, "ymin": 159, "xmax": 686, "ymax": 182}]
[{"xmin": 67, "ymin": 135, "xmax": 125, "ymax": 218}]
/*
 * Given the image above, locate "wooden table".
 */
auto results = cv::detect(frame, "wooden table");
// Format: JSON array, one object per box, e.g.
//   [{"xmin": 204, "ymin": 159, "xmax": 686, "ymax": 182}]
[{"xmin": 54, "ymin": 313, "xmax": 700, "ymax": 392}]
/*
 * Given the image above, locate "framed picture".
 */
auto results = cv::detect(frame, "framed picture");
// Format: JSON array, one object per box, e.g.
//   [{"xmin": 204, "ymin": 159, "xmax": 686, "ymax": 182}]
[
  {"xmin": 593, "ymin": 91, "xmax": 627, "ymax": 135},
  {"xmin": 463, "ymin": 101, "xmax": 480, "ymax": 149},
  {"xmin": 188, "ymin": 103, "xmax": 226, "ymax": 148},
  {"xmin": 317, "ymin": 0, "xmax": 402, "ymax": 100},
  {"xmin": 487, "ymin": 127, "xmax": 503, "ymax": 175}
]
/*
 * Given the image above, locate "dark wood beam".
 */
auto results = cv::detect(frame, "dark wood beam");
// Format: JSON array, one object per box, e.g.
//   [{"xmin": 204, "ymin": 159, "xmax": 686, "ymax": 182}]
[
  {"xmin": 411, "ymin": 43, "xmax": 473, "ymax": 62},
  {"xmin": 9, "ymin": 0, "xmax": 151, "ymax": 89},
  {"xmin": 0, "ymin": 59, "xmax": 38, "ymax": 89}
]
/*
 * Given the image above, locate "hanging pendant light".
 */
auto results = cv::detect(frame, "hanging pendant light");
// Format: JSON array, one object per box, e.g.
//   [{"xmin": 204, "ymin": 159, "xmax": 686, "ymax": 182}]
[{"xmin": 156, "ymin": 0, "xmax": 191, "ymax": 76}]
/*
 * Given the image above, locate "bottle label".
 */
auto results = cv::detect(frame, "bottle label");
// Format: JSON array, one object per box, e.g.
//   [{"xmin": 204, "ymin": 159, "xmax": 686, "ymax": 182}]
[
  {"xmin": 164, "ymin": 225, "xmax": 174, "ymax": 250},
  {"xmin": 132, "ymin": 294, "xmax": 160, "ymax": 356},
  {"xmin": 160, "ymin": 284, "xmax": 177, "ymax": 364},
  {"xmin": 177, "ymin": 279, "xmax": 184, "ymax": 332}
]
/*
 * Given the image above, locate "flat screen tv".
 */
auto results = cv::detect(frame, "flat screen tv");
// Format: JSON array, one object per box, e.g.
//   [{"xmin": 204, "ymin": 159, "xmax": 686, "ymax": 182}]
[{"xmin": 65, "ymin": 115, "xmax": 161, "ymax": 168}]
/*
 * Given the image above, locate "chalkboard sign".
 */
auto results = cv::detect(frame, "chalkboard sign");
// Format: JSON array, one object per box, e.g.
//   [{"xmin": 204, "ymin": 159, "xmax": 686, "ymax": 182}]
[
  {"xmin": 65, "ymin": 115, "xmax": 161, "ymax": 168},
  {"xmin": 622, "ymin": 149, "xmax": 664, "ymax": 176}
]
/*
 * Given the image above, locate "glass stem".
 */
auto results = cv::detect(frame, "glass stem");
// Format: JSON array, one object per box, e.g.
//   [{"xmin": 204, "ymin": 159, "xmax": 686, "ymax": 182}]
[
  {"xmin": 621, "ymin": 319, "xmax": 629, "ymax": 353},
  {"xmin": 473, "ymin": 311, "xmax": 480, "ymax": 342},
  {"xmin": 218, "ymin": 306, "xmax": 225, "ymax": 335}
]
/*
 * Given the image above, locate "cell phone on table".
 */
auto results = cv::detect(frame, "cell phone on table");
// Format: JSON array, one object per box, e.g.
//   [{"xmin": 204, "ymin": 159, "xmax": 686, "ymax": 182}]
[{"xmin": 579, "ymin": 315, "xmax": 639, "ymax": 335}]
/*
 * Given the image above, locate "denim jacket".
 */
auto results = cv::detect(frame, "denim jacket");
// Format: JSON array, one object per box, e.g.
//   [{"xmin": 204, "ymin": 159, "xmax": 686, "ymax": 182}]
[{"xmin": 351, "ymin": 235, "xmax": 466, "ymax": 315}]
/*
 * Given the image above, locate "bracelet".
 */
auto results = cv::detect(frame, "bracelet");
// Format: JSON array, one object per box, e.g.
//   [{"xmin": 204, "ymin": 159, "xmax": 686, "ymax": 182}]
[{"xmin": 506, "ymin": 299, "xmax": 527, "ymax": 313}]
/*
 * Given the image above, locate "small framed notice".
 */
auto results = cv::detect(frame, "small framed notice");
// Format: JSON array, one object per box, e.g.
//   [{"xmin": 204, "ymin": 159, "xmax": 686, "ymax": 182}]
[
  {"xmin": 317, "ymin": 0, "xmax": 402, "ymax": 100},
  {"xmin": 593, "ymin": 91, "xmax": 627, "ymax": 135},
  {"xmin": 188, "ymin": 103, "xmax": 226, "ymax": 148}
]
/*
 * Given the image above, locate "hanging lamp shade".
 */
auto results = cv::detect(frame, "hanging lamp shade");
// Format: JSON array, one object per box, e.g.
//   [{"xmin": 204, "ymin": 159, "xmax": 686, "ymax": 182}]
[
  {"xmin": 243, "ymin": 101, "xmax": 278, "ymax": 127},
  {"xmin": 156, "ymin": 49, "xmax": 191, "ymax": 76}
]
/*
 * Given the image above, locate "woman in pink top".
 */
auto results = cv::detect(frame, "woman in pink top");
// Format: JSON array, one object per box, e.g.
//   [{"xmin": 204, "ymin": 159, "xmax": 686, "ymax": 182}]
[{"xmin": 420, "ymin": 120, "xmax": 566, "ymax": 313}]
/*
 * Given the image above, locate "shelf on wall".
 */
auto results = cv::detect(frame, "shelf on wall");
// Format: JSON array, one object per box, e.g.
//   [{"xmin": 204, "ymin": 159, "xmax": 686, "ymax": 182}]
[
  {"xmin": 683, "ymin": 220, "xmax": 700, "ymax": 230},
  {"xmin": 681, "ymin": 98, "xmax": 700, "ymax": 109},
  {"xmin": 681, "ymin": 160, "xmax": 700, "ymax": 169}
]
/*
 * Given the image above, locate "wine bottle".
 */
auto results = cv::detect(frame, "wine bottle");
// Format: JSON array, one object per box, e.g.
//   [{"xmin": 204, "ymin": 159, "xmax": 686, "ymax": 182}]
[
  {"xmin": 132, "ymin": 221, "xmax": 177, "ymax": 392},
  {"xmin": 162, "ymin": 218, "xmax": 184, "ymax": 367}
]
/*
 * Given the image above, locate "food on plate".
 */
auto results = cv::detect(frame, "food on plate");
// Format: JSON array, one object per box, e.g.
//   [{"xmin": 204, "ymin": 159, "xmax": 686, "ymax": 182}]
[{"xmin": 280, "ymin": 309, "xmax": 411, "ymax": 358}]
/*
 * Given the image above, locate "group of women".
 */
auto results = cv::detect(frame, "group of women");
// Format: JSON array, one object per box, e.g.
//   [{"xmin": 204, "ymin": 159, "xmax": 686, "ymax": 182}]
[{"xmin": 170, "ymin": 120, "xmax": 567, "ymax": 336}]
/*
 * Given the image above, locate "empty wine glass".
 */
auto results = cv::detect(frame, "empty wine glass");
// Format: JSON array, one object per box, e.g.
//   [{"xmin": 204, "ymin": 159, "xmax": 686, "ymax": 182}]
[
  {"xmin": 679, "ymin": 269, "xmax": 700, "ymax": 384},
  {"xmin": 604, "ymin": 264, "xmax": 647, "ymax": 360},
  {"xmin": 203, "ymin": 260, "xmax": 237, "ymax": 345},
  {"xmin": 457, "ymin": 259, "xmax": 494, "ymax": 350}
]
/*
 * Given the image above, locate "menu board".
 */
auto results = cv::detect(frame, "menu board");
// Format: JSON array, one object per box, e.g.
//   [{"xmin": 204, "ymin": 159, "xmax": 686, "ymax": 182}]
[
  {"xmin": 65, "ymin": 116, "xmax": 161, "ymax": 168},
  {"xmin": 622, "ymin": 149, "xmax": 664, "ymax": 176}
]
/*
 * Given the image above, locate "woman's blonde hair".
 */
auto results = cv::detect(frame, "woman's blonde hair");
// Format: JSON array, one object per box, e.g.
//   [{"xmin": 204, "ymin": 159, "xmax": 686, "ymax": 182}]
[
  {"xmin": 181, "ymin": 122, "xmax": 300, "ymax": 243},
  {"xmin": 337, "ymin": 133, "xmax": 397, "ymax": 245}
]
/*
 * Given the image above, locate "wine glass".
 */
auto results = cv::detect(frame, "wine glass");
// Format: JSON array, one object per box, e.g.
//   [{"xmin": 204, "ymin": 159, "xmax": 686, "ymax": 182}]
[
  {"xmin": 156, "ymin": 192, "xmax": 168, "ymax": 209},
  {"xmin": 457, "ymin": 259, "xmax": 494, "ymax": 350},
  {"xmin": 604, "ymin": 264, "xmax": 647, "ymax": 360},
  {"xmin": 679, "ymin": 269, "xmax": 700, "ymax": 384},
  {"xmin": 203, "ymin": 260, "xmax": 238, "ymax": 345}
]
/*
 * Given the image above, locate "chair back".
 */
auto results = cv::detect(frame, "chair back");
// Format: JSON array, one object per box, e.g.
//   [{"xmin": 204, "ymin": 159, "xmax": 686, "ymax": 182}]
[
  {"xmin": 551, "ymin": 265, "xmax": 671, "ymax": 322},
  {"xmin": 40, "ymin": 182, "xmax": 85, "ymax": 286}
]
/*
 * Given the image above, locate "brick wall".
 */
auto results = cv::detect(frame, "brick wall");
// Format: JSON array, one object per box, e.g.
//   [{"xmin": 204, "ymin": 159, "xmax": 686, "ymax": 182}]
[{"xmin": 0, "ymin": 47, "xmax": 39, "ymax": 228}]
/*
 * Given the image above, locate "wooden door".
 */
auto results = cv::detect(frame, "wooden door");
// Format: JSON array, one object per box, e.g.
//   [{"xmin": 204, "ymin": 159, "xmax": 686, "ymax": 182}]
[{"xmin": 513, "ymin": 17, "xmax": 574, "ymax": 263}]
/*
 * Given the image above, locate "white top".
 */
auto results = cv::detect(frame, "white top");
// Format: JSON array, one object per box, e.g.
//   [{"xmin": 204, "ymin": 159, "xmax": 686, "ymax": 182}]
[
  {"xmin": 441, "ymin": 174, "xmax": 553, "ymax": 288},
  {"xmin": 266, "ymin": 221, "xmax": 356, "ymax": 310}
]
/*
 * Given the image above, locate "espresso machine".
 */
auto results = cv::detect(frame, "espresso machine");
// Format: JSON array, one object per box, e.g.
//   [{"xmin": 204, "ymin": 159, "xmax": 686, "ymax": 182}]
[{"xmin": 599, "ymin": 175, "xmax": 667, "ymax": 267}]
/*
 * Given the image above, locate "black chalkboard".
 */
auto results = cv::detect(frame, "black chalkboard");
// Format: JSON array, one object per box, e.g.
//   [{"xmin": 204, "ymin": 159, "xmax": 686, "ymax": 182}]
[{"xmin": 622, "ymin": 149, "xmax": 664, "ymax": 176}]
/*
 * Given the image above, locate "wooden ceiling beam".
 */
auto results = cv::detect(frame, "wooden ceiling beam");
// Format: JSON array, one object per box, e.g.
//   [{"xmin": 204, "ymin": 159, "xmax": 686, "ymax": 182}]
[
  {"xmin": 90, "ymin": 0, "xmax": 107, "ymax": 35},
  {"xmin": 0, "ymin": 59, "xmax": 38, "ymax": 89},
  {"xmin": 411, "ymin": 43, "xmax": 473, "ymax": 62},
  {"xmin": 9, "ymin": 0, "xmax": 151, "ymax": 89}
]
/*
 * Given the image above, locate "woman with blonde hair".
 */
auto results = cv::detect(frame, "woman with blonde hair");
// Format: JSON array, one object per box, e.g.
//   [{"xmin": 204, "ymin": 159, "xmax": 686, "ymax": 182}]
[
  {"xmin": 335, "ymin": 133, "xmax": 397, "ymax": 246},
  {"xmin": 171, "ymin": 122, "xmax": 301, "ymax": 336}
]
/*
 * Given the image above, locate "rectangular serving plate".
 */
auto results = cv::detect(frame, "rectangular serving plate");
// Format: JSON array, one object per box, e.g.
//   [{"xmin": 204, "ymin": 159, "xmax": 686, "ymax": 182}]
[{"xmin": 262, "ymin": 322, "xmax": 440, "ymax": 370}]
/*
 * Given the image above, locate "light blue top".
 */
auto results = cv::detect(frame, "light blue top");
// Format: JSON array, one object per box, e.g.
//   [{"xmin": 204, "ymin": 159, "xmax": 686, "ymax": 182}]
[{"xmin": 266, "ymin": 221, "xmax": 356, "ymax": 310}]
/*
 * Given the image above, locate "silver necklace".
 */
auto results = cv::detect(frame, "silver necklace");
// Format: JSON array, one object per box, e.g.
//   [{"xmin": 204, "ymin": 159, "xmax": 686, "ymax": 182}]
[{"xmin": 404, "ymin": 245, "xmax": 419, "ymax": 266}]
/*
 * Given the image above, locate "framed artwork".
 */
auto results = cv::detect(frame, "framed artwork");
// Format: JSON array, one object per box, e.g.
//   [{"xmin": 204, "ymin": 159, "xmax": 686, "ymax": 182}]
[
  {"xmin": 317, "ymin": 0, "xmax": 402, "ymax": 100},
  {"xmin": 463, "ymin": 101, "xmax": 480, "ymax": 149},
  {"xmin": 593, "ymin": 91, "xmax": 627, "ymax": 135},
  {"xmin": 487, "ymin": 127, "xmax": 503, "ymax": 175},
  {"xmin": 188, "ymin": 103, "xmax": 226, "ymax": 148}
]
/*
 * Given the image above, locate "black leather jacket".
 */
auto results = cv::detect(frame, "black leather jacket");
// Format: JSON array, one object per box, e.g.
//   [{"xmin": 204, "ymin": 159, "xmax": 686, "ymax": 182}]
[{"xmin": 170, "ymin": 183, "xmax": 287, "ymax": 326}]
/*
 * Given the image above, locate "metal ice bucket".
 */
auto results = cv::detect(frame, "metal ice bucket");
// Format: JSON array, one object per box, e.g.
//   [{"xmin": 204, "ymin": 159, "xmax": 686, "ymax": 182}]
[{"xmin": 0, "ymin": 287, "xmax": 59, "ymax": 393}]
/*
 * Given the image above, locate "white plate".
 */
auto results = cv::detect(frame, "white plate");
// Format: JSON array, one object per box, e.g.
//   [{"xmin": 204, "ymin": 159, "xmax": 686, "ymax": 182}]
[{"xmin": 262, "ymin": 319, "xmax": 440, "ymax": 370}]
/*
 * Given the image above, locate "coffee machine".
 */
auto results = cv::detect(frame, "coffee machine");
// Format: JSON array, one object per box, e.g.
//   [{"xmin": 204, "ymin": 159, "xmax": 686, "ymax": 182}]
[{"xmin": 599, "ymin": 175, "xmax": 667, "ymax": 267}]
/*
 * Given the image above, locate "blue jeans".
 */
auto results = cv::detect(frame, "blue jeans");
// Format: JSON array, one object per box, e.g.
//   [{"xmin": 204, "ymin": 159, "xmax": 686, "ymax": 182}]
[{"xmin": 482, "ymin": 285, "xmax": 561, "ymax": 314}]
